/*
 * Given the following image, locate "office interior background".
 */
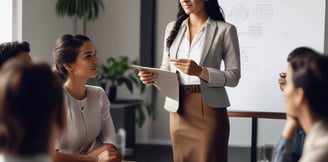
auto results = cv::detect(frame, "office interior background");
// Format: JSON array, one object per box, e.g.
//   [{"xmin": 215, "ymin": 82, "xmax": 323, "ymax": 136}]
[{"xmin": 1, "ymin": 0, "xmax": 328, "ymax": 161}]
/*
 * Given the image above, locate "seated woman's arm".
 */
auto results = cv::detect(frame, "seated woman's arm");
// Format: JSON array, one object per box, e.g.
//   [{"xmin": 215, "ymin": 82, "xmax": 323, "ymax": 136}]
[
  {"xmin": 52, "ymin": 151, "xmax": 97, "ymax": 162},
  {"xmin": 86, "ymin": 143, "xmax": 120, "ymax": 157},
  {"xmin": 53, "ymin": 144, "xmax": 121, "ymax": 162},
  {"xmin": 272, "ymin": 116, "xmax": 300, "ymax": 162}
]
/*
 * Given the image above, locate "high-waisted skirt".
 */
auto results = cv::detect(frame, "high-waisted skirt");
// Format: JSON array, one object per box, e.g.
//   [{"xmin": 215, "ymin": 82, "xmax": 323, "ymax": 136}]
[{"xmin": 170, "ymin": 92, "xmax": 230, "ymax": 162}]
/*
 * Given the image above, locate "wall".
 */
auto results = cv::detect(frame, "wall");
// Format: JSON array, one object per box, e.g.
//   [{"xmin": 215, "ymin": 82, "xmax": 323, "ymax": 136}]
[
  {"xmin": 20, "ymin": 0, "xmax": 74, "ymax": 63},
  {"xmin": 148, "ymin": 0, "xmax": 177, "ymax": 144},
  {"xmin": 19, "ymin": 0, "xmax": 149, "ymax": 143},
  {"xmin": 86, "ymin": 0, "xmax": 140, "ymax": 66},
  {"xmin": 18, "ymin": 0, "xmax": 327, "ymax": 147},
  {"xmin": 16, "ymin": 0, "xmax": 283, "ymax": 147},
  {"xmin": 86, "ymin": 0, "xmax": 150, "ymax": 142}
]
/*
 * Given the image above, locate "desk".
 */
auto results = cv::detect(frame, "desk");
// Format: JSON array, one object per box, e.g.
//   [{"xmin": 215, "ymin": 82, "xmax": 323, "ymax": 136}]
[
  {"xmin": 110, "ymin": 99, "xmax": 141, "ymax": 158},
  {"xmin": 228, "ymin": 111, "xmax": 286, "ymax": 162}
]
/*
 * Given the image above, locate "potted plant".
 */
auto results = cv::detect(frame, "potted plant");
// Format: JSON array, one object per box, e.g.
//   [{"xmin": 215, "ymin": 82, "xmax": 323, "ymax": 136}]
[
  {"xmin": 55, "ymin": 0, "xmax": 104, "ymax": 34},
  {"xmin": 88, "ymin": 56, "xmax": 155, "ymax": 127},
  {"xmin": 96, "ymin": 56, "xmax": 144, "ymax": 100}
]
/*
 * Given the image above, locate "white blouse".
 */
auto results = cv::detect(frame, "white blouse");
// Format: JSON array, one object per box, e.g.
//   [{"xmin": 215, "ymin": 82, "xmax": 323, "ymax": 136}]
[
  {"xmin": 56, "ymin": 85, "xmax": 116, "ymax": 154},
  {"xmin": 177, "ymin": 18, "xmax": 207, "ymax": 85}
]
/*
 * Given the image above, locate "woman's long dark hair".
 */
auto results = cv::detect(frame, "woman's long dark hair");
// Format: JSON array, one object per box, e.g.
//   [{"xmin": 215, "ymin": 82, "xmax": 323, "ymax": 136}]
[{"xmin": 166, "ymin": 0, "xmax": 225, "ymax": 49}]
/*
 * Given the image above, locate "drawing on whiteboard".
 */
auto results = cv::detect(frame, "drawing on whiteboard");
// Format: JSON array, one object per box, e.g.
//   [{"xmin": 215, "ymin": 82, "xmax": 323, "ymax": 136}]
[
  {"xmin": 228, "ymin": 3, "xmax": 249, "ymax": 23},
  {"xmin": 253, "ymin": 3, "xmax": 274, "ymax": 19},
  {"xmin": 219, "ymin": 0, "xmax": 325, "ymax": 112},
  {"xmin": 248, "ymin": 23, "xmax": 262, "ymax": 38}
]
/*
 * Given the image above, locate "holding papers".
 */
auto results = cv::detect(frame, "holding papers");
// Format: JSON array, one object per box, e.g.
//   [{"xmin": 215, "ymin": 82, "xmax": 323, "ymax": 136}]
[{"xmin": 130, "ymin": 64, "xmax": 180, "ymax": 112}]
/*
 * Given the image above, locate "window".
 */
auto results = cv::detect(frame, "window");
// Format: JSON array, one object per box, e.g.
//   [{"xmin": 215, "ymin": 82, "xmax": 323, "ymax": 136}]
[{"xmin": 0, "ymin": 1, "xmax": 13, "ymax": 43}]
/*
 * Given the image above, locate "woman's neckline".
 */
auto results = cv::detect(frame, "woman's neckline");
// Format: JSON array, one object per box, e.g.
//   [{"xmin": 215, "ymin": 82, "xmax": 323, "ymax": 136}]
[{"xmin": 64, "ymin": 86, "xmax": 88, "ymax": 101}]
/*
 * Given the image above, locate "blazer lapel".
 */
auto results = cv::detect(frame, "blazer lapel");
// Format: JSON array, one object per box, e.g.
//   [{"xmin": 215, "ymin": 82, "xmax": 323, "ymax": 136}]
[
  {"xmin": 199, "ymin": 19, "xmax": 217, "ymax": 65},
  {"xmin": 170, "ymin": 23, "xmax": 187, "ymax": 60}
]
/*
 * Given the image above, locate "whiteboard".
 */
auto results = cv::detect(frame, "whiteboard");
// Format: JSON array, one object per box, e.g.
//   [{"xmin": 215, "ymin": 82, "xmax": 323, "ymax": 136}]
[{"xmin": 219, "ymin": 0, "xmax": 326, "ymax": 112}]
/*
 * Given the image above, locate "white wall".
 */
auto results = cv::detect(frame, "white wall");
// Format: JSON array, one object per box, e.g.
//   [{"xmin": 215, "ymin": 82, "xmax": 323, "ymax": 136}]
[
  {"xmin": 145, "ymin": 0, "xmax": 177, "ymax": 145},
  {"xmin": 19, "ymin": 0, "xmax": 326, "ymax": 148},
  {"xmin": 19, "ymin": 0, "xmax": 151, "ymax": 144},
  {"xmin": 21, "ymin": 0, "xmax": 74, "ymax": 63},
  {"xmin": 86, "ymin": 0, "xmax": 140, "ymax": 66},
  {"xmin": 17, "ymin": 0, "xmax": 284, "ymax": 147},
  {"xmin": 86, "ymin": 0, "xmax": 151, "ymax": 142}
]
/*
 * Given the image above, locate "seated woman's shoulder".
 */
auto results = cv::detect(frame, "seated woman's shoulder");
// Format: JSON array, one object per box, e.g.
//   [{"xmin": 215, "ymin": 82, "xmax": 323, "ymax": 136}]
[{"xmin": 86, "ymin": 85, "xmax": 106, "ymax": 94}]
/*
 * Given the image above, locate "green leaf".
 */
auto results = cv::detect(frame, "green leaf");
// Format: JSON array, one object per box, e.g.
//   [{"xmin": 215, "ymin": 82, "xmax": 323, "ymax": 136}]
[
  {"xmin": 55, "ymin": 0, "xmax": 103, "ymax": 20},
  {"xmin": 93, "ymin": 56, "xmax": 157, "ymax": 127},
  {"xmin": 136, "ymin": 105, "xmax": 145, "ymax": 128},
  {"xmin": 117, "ymin": 77, "xmax": 133, "ymax": 93}
]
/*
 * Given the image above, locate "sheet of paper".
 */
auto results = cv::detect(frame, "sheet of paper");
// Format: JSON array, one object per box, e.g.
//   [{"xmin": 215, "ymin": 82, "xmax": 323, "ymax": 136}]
[{"xmin": 130, "ymin": 64, "xmax": 179, "ymax": 100}]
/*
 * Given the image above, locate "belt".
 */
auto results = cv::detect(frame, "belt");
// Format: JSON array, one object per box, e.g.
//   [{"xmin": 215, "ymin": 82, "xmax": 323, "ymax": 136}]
[{"xmin": 181, "ymin": 85, "xmax": 201, "ymax": 94}]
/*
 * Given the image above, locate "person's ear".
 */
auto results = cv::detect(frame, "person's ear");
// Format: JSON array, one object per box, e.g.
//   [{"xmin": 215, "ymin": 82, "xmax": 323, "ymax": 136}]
[
  {"xmin": 63, "ymin": 63, "xmax": 72, "ymax": 73},
  {"xmin": 294, "ymin": 87, "xmax": 305, "ymax": 108}
]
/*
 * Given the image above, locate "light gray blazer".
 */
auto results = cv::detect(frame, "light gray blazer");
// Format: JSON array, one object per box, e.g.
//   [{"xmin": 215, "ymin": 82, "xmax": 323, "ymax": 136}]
[
  {"xmin": 300, "ymin": 120, "xmax": 328, "ymax": 162},
  {"xmin": 161, "ymin": 18, "xmax": 241, "ymax": 109}
]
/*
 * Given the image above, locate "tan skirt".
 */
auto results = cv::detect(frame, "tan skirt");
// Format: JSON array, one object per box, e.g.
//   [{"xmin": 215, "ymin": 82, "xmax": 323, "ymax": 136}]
[{"xmin": 170, "ymin": 93, "xmax": 230, "ymax": 162}]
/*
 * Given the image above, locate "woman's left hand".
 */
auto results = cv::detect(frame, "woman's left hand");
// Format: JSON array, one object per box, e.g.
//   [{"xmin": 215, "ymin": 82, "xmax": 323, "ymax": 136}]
[
  {"xmin": 282, "ymin": 115, "xmax": 300, "ymax": 140},
  {"xmin": 97, "ymin": 149, "xmax": 122, "ymax": 162},
  {"xmin": 169, "ymin": 59, "xmax": 202, "ymax": 76}
]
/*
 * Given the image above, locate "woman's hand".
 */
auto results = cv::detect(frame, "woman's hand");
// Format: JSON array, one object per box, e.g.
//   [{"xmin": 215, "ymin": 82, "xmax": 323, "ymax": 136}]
[
  {"xmin": 97, "ymin": 149, "xmax": 122, "ymax": 162},
  {"xmin": 86, "ymin": 144, "xmax": 122, "ymax": 162},
  {"xmin": 278, "ymin": 72, "xmax": 287, "ymax": 91},
  {"xmin": 282, "ymin": 115, "xmax": 300, "ymax": 140},
  {"xmin": 169, "ymin": 59, "xmax": 202, "ymax": 76},
  {"xmin": 138, "ymin": 69, "xmax": 157, "ymax": 85}
]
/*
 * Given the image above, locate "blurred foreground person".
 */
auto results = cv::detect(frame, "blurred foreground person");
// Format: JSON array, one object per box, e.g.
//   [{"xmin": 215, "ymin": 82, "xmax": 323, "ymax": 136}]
[{"xmin": 0, "ymin": 59, "xmax": 65, "ymax": 162}]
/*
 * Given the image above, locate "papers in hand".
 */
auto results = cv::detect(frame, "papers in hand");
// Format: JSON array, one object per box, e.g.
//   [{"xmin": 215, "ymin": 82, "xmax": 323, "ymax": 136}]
[{"xmin": 130, "ymin": 64, "xmax": 179, "ymax": 112}]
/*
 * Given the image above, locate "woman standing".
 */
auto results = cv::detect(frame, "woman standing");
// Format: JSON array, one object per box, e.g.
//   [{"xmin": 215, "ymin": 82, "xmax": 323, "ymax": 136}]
[
  {"xmin": 53, "ymin": 34, "xmax": 121, "ymax": 162},
  {"xmin": 139, "ymin": 0, "xmax": 240, "ymax": 161}
]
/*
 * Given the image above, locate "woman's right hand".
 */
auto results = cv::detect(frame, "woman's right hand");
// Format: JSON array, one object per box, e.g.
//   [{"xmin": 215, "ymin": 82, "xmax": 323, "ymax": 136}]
[{"xmin": 138, "ymin": 69, "xmax": 157, "ymax": 85}]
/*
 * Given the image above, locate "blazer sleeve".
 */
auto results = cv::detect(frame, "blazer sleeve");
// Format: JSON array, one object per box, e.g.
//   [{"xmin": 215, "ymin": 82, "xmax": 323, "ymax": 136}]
[
  {"xmin": 160, "ymin": 21, "xmax": 175, "ymax": 70},
  {"xmin": 207, "ymin": 24, "xmax": 241, "ymax": 87}
]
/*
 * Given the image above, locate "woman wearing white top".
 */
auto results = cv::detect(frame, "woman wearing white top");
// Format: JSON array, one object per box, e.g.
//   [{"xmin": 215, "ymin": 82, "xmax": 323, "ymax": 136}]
[
  {"xmin": 138, "ymin": 0, "xmax": 240, "ymax": 161},
  {"xmin": 53, "ymin": 34, "xmax": 121, "ymax": 162}
]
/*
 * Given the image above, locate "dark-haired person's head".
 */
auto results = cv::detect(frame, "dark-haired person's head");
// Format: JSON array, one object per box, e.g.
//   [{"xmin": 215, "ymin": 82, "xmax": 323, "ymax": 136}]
[
  {"xmin": 284, "ymin": 53, "xmax": 328, "ymax": 122},
  {"xmin": 0, "ymin": 59, "xmax": 65, "ymax": 157},
  {"xmin": 287, "ymin": 47, "xmax": 320, "ymax": 63},
  {"xmin": 53, "ymin": 34, "xmax": 92, "ymax": 81},
  {"xmin": 278, "ymin": 47, "xmax": 320, "ymax": 91},
  {"xmin": 0, "ymin": 41, "xmax": 31, "ymax": 68}
]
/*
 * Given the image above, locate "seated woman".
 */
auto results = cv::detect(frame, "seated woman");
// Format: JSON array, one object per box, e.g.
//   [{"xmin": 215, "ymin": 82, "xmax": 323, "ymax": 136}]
[
  {"xmin": 53, "ymin": 34, "xmax": 122, "ymax": 162},
  {"xmin": 273, "ymin": 49, "xmax": 328, "ymax": 162}
]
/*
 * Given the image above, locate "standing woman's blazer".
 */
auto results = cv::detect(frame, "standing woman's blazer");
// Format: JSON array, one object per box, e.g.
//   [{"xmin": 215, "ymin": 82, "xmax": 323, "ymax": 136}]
[{"xmin": 161, "ymin": 18, "xmax": 241, "ymax": 109}]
